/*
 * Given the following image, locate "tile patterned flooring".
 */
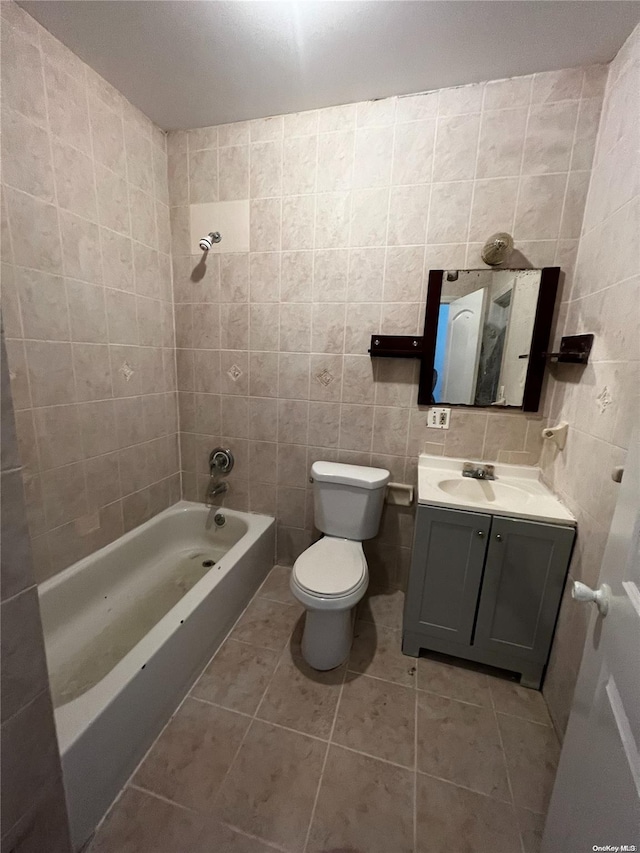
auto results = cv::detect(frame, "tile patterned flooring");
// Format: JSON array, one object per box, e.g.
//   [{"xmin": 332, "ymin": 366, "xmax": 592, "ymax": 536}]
[{"xmin": 88, "ymin": 565, "xmax": 559, "ymax": 853}]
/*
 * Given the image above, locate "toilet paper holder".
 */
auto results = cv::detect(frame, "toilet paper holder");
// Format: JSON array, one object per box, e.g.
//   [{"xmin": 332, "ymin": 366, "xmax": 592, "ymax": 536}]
[
  {"xmin": 541, "ymin": 421, "xmax": 569, "ymax": 450},
  {"xmin": 386, "ymin": 482, "xmax": 414, "ymax": 506}
]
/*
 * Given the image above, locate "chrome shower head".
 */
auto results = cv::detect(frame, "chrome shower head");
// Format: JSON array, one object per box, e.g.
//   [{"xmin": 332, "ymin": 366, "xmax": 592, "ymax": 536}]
[{"xmin": 199, "ymin": 231, "xmax": 221, "ymax": 251}]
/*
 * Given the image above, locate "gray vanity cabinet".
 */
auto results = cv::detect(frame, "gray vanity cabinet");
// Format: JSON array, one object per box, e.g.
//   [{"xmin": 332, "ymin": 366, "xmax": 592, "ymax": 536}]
[
  {"xmin": 403, "ymin": 505, "xmax": 575, "ymax": 689},
  {"xmin": 403, "ymin": 506, "xmax": 490, "ymax": 646}
]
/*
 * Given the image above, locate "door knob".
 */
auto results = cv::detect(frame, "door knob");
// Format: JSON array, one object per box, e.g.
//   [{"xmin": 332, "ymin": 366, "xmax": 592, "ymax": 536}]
[
  {"xmin": 477, "ymin": 530, "xmax": 485, "ymax": 537},
  {"xmin": 572, "ymin": 581, "xmax": 610, "ymax": 617},
  {"xmin": 495, "ymin": 533, "xmax": 502, "ymax": 541}
]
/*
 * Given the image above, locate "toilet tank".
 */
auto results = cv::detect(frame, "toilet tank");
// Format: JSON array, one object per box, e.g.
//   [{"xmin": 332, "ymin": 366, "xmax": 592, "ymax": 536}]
[{"xmin": 311, "ymin": 462, "xmax": 390, "ymax": 540}]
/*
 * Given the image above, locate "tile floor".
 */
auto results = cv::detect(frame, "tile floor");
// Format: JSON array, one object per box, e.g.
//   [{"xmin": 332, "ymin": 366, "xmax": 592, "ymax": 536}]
[{"xmin": 88, "ymin": 565, "xmax": 560, "ymax": 853}]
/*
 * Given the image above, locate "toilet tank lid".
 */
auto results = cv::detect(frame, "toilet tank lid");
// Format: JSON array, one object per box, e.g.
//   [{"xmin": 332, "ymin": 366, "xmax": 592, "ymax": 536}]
[{"xmin": 311, "ymin": 461, "xmax": 390, "ymax": 489}]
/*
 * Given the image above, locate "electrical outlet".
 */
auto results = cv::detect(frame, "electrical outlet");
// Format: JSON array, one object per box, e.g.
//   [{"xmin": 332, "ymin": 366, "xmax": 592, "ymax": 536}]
[{"xmin": 427, "ymin": 407, "xmax": 451, "ymax": 430}]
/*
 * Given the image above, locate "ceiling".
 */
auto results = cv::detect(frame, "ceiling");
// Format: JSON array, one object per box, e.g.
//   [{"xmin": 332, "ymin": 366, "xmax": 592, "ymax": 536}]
[{"xmin": 19, "ymin": 1, "xmax": 640, "ymax": 131}]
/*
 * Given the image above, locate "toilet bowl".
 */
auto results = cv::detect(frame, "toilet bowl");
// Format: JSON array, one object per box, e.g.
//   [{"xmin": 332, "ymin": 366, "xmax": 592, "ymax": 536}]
[
  {"xmin": 290, "ymin": 461, "xmax": 390, "ymax": 670},
  {"xmin": 291, "ymin": 536, "xmax": 369, "ymax": 670}
]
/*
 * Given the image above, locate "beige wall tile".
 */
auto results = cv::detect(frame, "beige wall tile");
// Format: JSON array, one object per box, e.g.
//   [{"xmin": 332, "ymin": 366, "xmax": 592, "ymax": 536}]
[
  {"xmin": 44, "ymin": 59, "xmax": 91, "ymax": 153},
  {"xmin": 1, "ymin": 106, "xmax": 55, "ymax": 202},
  {"xmin": 476, "ymin": 107, "xmax": 528, "ymax": 179},
  {"xmin": 6, "ymin": 187, "xmax": 63, "ymax": 274},
  {"xmin": 433, "ymin": 114, "xmax": 480, "ymax": 182},
  {"xmin": 4, "ymin": 16, "xmax": 623, "ymax": 776}
]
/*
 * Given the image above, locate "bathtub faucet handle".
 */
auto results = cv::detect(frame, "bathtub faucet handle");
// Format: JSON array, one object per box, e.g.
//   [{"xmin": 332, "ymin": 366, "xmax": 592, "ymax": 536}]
[{"xmin": 209, "ymin": 448, "xmax": 234, "ymax": 475}]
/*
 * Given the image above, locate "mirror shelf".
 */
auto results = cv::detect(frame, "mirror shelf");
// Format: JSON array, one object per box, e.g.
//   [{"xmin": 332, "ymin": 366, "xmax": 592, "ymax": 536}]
[{"xmin": 369, "ymin": 267, "xmax": 561, "ymax": 413}]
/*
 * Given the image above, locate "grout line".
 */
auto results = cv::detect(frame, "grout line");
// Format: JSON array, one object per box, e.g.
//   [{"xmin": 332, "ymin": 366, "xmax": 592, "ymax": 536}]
[
  {"xmin": 415, "ymin": 684, "xmax": 489, "ymax": 708},
  {"xmin": 219, "ymin": 821, "xmax": 293, "ymax": 853},
  {"xmin": 128, "ymin": 782, "xmax": 198, "ymax": 814},
  {"xmin": 510, "ymin": 75, "xmax": 534, "ymax": 248},
  {"xmin": 327, "ymin": 740, "xmax": 417, "ymax": 774},
  {"xmin": 302, "ymin": 643, "xmax": 349, "ymax": 853},
  {"xmin": 205, "ymin": 572, "xmax": 298, "ymax": 815},
  {"xmin": 36, "ymin": 22, "xmax": 93, "ymax": 542},
  {"xmin": 490, "ymin": 690, "xmax": 524, "ymax": 850},
  {"xmin": 554, "ymin": 86, "xmax": 585, "ymax": 298},
  {"xmin": 189, "ymin": 695, "xmax": 254, "ymax": 720},
  {"xmin": 415, "ymin": 767, "xmax": 514, "ymax": 806},
  {"xmin": 463, "ymin": 82, "xmax": 486, "ymax": 255}
]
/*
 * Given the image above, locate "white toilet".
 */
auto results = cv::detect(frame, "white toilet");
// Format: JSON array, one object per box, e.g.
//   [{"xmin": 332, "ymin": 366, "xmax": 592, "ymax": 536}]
[{"xmin": 290, "ymin": 461, "xmax": 390, "ymax": 671}]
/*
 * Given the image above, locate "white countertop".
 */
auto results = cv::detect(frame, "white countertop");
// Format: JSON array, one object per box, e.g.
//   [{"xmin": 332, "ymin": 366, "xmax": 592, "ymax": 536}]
[{"xmin": 418, "ymin": 454, "xmax": 576, "ymax": 527}]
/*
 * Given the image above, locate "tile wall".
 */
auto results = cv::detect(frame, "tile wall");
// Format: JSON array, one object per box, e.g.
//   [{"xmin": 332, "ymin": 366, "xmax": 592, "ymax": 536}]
[
  {"xmin": 168, "ymin": 62, "xmax": 605, "ymax": 575},
  {"xmin": 540, "ymin": 24, "xmax": 640, "ymax": 736},
  {"xmin": 3, "ymin": 0, "xmax": 632, "ymax": 750},
  {"xmin": 1, "ymin": 327, "xmax": 71, "ymax": 853},
  {"xmin": 1, "ymin": 2, "xmax": 180, "ymax": 583}
]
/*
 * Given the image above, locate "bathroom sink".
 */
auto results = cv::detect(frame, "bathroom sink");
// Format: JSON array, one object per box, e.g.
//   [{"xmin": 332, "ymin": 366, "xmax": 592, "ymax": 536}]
[
  {"xmin": 436, "ymin": 478, "xmax": 531, "ymax": 508},
  {"xmin": 418, "ymin": 454, "xmax": 576, "ymax": 526}
]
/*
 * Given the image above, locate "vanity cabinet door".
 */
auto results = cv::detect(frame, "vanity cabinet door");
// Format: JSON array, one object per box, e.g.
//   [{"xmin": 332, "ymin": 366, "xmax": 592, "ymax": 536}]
[
  {"xmin": 404, "ymin": 506, "xmax": 491, "ymax": 646},
  {"xmin": 473, "ymin": 516, "xmax": 575, "ymax": 664}
]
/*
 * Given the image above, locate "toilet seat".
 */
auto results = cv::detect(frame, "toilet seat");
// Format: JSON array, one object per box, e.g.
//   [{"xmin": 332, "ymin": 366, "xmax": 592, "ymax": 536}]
[{"xmin": 292, "ymin": 537, "xmax": 366, "ymax": 598}]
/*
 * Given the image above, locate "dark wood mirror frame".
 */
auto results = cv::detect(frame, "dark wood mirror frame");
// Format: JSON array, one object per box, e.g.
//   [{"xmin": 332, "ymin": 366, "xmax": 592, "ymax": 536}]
[{"xmin": 369, "ymin": 267, "xmax": 560, "ymax": 413}]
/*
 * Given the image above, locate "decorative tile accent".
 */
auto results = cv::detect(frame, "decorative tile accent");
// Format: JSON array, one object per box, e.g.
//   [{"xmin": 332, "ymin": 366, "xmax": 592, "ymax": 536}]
[
  {"xmin": 227, "ymin": 363, "xmax": 243, "ymax": 382},
  {"xmin": 119, "ymin": 361, "xmax": 134, "ymax": 382},
  {"xmin": 314, "ymin": 368, "xmax": 334, "ymax": 387},
  {"xmin": 596, "ymin": 386, "xmax": 612, "ymax": 413}
]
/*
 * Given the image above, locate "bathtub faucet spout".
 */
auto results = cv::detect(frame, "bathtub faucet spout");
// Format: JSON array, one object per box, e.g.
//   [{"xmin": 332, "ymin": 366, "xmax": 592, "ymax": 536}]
[{"xmin": 206, "ymin": 479, "xmax": 228, "ymax": 506}]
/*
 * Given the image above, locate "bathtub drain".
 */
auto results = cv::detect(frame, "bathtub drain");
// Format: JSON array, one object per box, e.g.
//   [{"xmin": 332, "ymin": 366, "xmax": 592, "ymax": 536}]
[{"xmin": 202, "ymin": 559, "xmax": 216, "ymax": 568}]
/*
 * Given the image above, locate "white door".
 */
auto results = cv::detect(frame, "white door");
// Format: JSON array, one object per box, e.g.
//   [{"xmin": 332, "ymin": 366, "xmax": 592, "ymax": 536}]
[
  {"xmin": 542, "ymin": 431, "xmax": 640, "ymax": 852},
  {"xmin": 441, "ymin": 288, "xmax": 486, "ymax": 405}
]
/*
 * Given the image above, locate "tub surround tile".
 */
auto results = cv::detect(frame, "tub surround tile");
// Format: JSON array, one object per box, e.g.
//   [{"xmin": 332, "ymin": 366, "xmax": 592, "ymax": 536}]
[
  {"xmin": 1, "ymin": 690, "xmax": 63, "ymax": 835},
  {"xmin": 0, "ymin": 587, "xmax": 50, "ymax": 723},
  {"xmin": 0, "ymin": 468, "xmax": 36, "ymax": 598},
  {"xmin": 3, "ymin": 4, "xmax": 175, "ymax": 581},
  {"xmin": 1, "ymin": 776, "xmax": 72, "ymax": 853}
]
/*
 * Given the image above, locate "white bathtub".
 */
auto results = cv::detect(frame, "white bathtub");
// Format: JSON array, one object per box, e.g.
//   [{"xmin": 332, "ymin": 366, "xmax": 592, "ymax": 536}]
[{"xmin": 38, "ymin": 500, "xmax": 275, "ymax": 851}]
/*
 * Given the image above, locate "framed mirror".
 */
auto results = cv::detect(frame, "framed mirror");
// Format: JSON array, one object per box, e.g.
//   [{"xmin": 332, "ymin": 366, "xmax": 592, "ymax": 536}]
[{"xmin": 417, "ymin": 267, "xmax": 560, "ymax": 411}]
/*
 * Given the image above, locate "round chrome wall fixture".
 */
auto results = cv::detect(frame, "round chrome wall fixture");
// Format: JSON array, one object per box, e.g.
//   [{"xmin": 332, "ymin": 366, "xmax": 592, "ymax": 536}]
[
  {"xmin": 481, "ymin": 232, "xmax": 514, "ymax": 266},
  {"xmin": 209, "ymin": 447, "xmax": 234, "ymax": 474}
]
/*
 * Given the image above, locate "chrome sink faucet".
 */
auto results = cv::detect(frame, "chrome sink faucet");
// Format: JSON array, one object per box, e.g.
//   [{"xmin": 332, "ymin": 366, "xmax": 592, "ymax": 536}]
[{"xmin": 462, "ymin": 461, "xmax": 496, "ymax": 481}]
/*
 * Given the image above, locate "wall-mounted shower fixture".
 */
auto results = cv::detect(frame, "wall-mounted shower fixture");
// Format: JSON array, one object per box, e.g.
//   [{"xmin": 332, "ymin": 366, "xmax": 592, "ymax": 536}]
[
  {"xmin": 206, "ymin": 447, "xmax": 234, "ymax": 505},
  {"xmin": 481, "ymin": 232, "xmax": 514, "ymax": 266},
  {"xmin": 209, "ymin": 447, "xmax": 234, "ymax": 474},
  {"xmin": 199, "ymin": 231, "xmax": 222, "ymax": 251}
]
